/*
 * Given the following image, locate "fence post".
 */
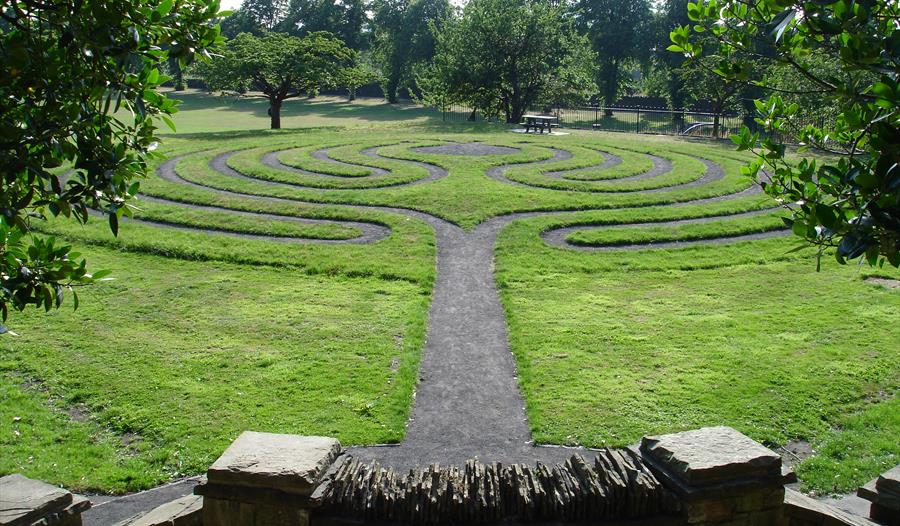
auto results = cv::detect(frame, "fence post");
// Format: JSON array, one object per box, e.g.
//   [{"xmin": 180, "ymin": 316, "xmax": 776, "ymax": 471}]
[{"xmin": 637, "ymin": 107, "xmax": 641, "ymax": 134}]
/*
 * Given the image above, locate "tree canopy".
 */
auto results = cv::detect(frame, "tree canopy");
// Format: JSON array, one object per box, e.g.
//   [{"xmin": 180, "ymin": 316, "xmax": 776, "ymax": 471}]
[
  {"xmin": 670, "ymin": 0, "xmax": 899, "ymax": 268},
  {"xmin": 0, "ymin": 0, "xmax": 223, "ymax": 331},
  {"xmin": 573, "ymin": 0, "xmax": 652, "ymax": 113},
  {"xmin": 372, "ymin": 0, "xmax": 450, "ymax": 103},
  {"xmin": 198, "ymin": 31, "xmax": 355, "ymax": 128},
  {"xmin": 424, "ymin": 0, "xmax": 596, "ymax": 123}
]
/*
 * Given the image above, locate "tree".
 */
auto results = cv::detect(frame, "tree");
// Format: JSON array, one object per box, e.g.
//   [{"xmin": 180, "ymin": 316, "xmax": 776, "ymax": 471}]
[
  {"xmin": 371, "ymin": 0, "xmax": 450, "ymax": 103},
  {"xmin": 0, "ymin": 0, "xmax": 223, "ymax": 331},
  {"xmin": 676, "ymin": 37, "xmax": 758, "ymax": 138},
  {"xmin": 220, "ymin": 8, "xmax": 266, "ymax": 38},
  {"xmin": 277, "ymin": 0, "xmax": 370, "ymax": 51},
  {"xmin": 574, "ymin": 0, "xmax": 652, "ymax": 115},
  {"xmin": 241, "ymin": 0, "xmax": 289, "ymax": 30},
  {"xmin": 654, "ymin": 0, "xmax": 692, "ymax": 111},
  {"xmin": 340, "ymin": 57, "xmax": 381, "ymax": 101},
  {"xmin": 198, "ymin": 31, "xmax": 355, "ymax": 129},
  {"xmin": 427, "ymin": 0, "xmax": 596, "ymax": 123},
  {"xmin": 670, "ymin": 0, "xmax": 899, "ymax": 268}
]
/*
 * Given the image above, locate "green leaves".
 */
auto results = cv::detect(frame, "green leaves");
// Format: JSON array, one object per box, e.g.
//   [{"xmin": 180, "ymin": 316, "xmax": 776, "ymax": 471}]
[
  {"xmin": 1, "ymin": 0, "xmax": 224, "ymax": 329},
  {"xmin": 670, "ymin": 0, "xmax": 900, "ymax": 269},
  {"xmin": 428, "ymin": 0, "xmax": 597, "ymax": 122},
  {"xmin": 195, "ymin": 31, "xmax": 356, "ymax": 128}
]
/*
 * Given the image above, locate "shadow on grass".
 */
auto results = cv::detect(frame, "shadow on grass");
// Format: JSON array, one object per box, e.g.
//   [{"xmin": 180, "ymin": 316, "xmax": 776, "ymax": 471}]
[{"xmin": 168, "ymin": 90, "xmax": 443, "ymax": 124}]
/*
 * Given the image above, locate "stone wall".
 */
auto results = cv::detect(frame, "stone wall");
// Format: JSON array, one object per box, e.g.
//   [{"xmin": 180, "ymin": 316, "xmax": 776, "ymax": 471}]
[
  {"xmin": 186, "ymin": 426, "xmax": 855, "ymax": 526},
  {"xmin": 63, "ymin": 426, "xmax": 888, "ymax": 526}
]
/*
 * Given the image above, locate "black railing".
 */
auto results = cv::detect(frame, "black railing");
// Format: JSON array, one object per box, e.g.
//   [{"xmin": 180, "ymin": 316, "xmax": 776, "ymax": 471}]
[{"xmin": 439, "ymin": 104, "xmax": 746, "ymax": 139}]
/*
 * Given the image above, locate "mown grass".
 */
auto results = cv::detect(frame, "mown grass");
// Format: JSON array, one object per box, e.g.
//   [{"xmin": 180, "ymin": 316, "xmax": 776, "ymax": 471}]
[
  {"xmin": 564, "ymin": 211, "xmax": 786, "ymax": 246},
  {"xmin": 1, "ymin": 246, "xmax": 430, "ymax": 492},
  {"xmin": 3, "ymin": 96, "xmax": 897, "ymax": 496},
  {"xmin": 160, "ymin": 90, "xmax": 441, "ymax": 134},
  {"xmin": 142, "ymin": 130, "xmax": 759, "ymax": 229},
  {"xmin": 496, "ymin": 220, "xmax": 899, "ymax": 494}
]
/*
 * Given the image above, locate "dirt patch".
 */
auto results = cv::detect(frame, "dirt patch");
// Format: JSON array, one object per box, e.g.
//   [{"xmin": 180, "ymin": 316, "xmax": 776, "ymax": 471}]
[
  {"xmin": 412, "ymin": 143, "xmax": 521, "ymax": 156},
  {"xmin": 865, "ymin": 277, "xmax": 900, "ymax": 289},
  {"xmin": 66, "ymin": 403, "xmax": 91, "ymax": 423},
  {"xmin": 779, "ymin": 440, "xmax": 815, "ymax": 470}
]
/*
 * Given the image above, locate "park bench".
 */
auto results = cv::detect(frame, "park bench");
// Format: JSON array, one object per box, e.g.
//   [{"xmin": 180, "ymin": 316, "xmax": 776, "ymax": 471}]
[{"xmin": 520, "ymin": 114, "xmax": 559, "ymax": 134}]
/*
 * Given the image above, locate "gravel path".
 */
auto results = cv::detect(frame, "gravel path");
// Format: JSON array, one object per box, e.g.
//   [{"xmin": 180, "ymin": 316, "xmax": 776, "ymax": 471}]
[
  {"xmin": 85, "ymin": 140, "xmax": 783, "ymax": 524},
  {"xmin": 541, "ymin": 208, "xmax": 788, "ymax": 252},
  {"xmin": 257, "ymin": 145, "xmax": 449, "ymax": 187},
  {"xmin": 128, "ymin": 195, "xmax": 391, "ymax": 244},
  {"xmin": 412, "ymin": 143, "xmax": 521, "ymax": 156}
]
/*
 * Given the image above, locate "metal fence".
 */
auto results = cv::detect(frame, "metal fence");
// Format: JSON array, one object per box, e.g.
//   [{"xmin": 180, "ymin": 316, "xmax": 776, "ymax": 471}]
[{"xmin": 440, "ymin": 104, "xmax": 747, "ymax": 139}]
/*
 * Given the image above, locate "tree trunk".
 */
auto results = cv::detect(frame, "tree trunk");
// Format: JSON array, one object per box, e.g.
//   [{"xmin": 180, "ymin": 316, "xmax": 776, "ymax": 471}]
[
  {"xmin": 713, "ymin": 112, "xmax": 720, "ymax": 139},
  {"xmin": 385, "ymin": 73, "xmax": 400, "ymax": 104},
  {"xmin": 348, "ymin": 86, "xmax": 356, "ymax": 102},
  {"xmin": 269, "ymin": 98, "xmax": 282, "ymax": 129},
  {"xmin": 601, "ymin": 61, "xmax": 618, "ymax": 118},
  {"xmin": 169, "ymin": 56, "xmax": 186, "ymax": 91},
  {"xmin": 508, "ymin": 100, "xmax": 525, "ymax": 124}
]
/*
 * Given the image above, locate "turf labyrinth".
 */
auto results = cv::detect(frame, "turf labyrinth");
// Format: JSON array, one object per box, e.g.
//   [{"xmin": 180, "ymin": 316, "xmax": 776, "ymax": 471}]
[{"xmin": 111, "ymin": 133, "xmax": 790, "ymax": 470}]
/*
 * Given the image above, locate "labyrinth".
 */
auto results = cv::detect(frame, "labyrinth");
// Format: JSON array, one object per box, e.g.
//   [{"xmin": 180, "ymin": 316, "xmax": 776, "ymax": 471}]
[{"xmin": 5, "ymin": 127, "xmax": 898, "ymax": 496}]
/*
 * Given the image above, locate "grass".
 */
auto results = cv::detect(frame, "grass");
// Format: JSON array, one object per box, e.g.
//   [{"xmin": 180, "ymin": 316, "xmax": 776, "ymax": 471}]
[
  {"xmin": 160, "ymin": 89, "xmax": 441, "ymax": 134},
  {"xmin": 564, "ymin": 211, "xmax": 786, "ymax": 247},
  {"xmin": 496, "ymin": 220, "xmax": 899, "ymax": 493},
  {"xmin": 1, "ymin": 247, "xmax": 430, "ymax": 492},
  {"xmin": 2, "ymin": 93, "xmax": 897, "ymax": 496}
]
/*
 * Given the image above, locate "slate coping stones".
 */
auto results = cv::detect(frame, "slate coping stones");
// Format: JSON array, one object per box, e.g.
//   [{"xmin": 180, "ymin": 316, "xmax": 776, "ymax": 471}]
[
  {"xmin": 113, "ymin": 494, "xmax": 203, "ymax": 526},
  {"xmin": 206, "ymin": 432, "xmax": 341, "ymax": 497},
  {"xmin": 858, "ymin": 464, "xmax": 900, "ymax": 523},
  {"xmin": 784, "ymin": 489, "xmax": 877, "ymax": 526},
  {"xmin": 0, "ymin": 474, "xmax": 90, "ymax": 526},
  {"xmin": 640, "ymin": 426, "xmax": 782, "ymax": 489},
  {"xmin": 877, "ymin": 466, "xmax": 900, "ymax": 499}
]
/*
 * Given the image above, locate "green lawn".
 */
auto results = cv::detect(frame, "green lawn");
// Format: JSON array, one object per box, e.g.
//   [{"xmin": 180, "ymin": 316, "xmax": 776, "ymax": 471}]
[
  {"xmin": 1, "ymin": 247, "xmax": 430, "ymax": 492},
  {"xmin": 2, "ymin": 93, "xmax": 897, "ymax": 495},
  {"xmin": 159, "ymin": 89, "xmax": 441, "ymax": 133}
]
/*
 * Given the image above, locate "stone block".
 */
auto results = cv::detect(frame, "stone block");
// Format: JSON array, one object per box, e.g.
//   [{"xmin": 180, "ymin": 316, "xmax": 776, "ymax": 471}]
[
  {"xmin": 0, "ymin": 474, "xmax": 79, "ymax": 526},
  {"xmin": 685, "ymin": 497, "xmax": 736, "ymax": 523},
  {"xmin": 114, "ymin": 494, "xmax": 202, "ymax": 526},
  {"xmin": 734, "ymin": 487, "xmax": 785, "ymax": 513},
  {"xmin": 207, "ymin": 432, "xmax": 340, "ymax": 497},
  {"xmin": 858, "ymin": 465, "xmax": 900, "ymax": 524},
  {"xmin": 783, "ymin": 488, "xmax": 876, "ymax": 526},
  {"xmin": 877, "ymin": 466, "xmax": 900, "ymax": 496},
  {"xmin": 30, "ymin": 495, "xmax": 90, "ymax": 526},
  {"xmin": 641, "ymin": 427, "xmax": 782, "ymax": 487},
  {"xmin": 870, "ymin": 503, "xmax": 899, "ymax": 526},
  {"xmin": 202, "ymin": 496, "xmax": 310, "ymax": 526}
]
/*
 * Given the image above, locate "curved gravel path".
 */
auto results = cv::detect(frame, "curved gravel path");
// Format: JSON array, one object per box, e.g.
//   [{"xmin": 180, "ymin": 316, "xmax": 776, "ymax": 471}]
[
  {"xmin": 261, "ymin": 148, "xmax": 389, "ymax": 180},
  {"xmin": 133, "ymin": 195, "xmax": 392, "ymax": 244},
  {"xmin": 151, "ymin": 142, "xmax": 778, "ymax": 468},
  {"xmin": 543, "ymin": 150, "xmax": 622, "ymax": 180},
  {"xmin": 541, "ymin": 208, "xmax": 788, "ymax": 252},
  {"xmin": 256, "ymin": 145, "xmax": 449, "ymax": 188},
  {"xmin": 85, "ymin": 140, "xmax": 785, "ymax": 524}
]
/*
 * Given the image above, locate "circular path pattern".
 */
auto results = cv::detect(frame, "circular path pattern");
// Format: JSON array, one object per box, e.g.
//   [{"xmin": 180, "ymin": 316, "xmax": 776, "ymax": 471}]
[{"xmin": 84, "ymin": 134, "xmax": 792, "ymax": 523}]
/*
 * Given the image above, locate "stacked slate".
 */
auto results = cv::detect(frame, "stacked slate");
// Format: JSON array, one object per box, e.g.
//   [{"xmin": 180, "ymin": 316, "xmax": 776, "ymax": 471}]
[{"xmin": 314, "ymin": 449, "xmax": 679, "ymax": 524}]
